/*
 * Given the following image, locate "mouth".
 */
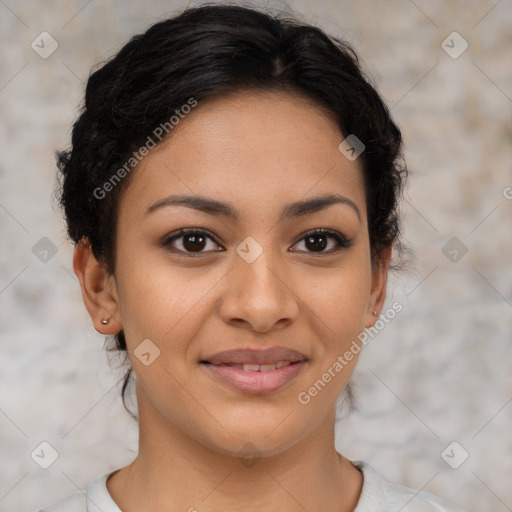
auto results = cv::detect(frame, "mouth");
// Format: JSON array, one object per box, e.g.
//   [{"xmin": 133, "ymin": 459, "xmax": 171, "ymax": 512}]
[
  {"xmin": 200, "ymin": 359, "xmax": 308, "ymax": 395},
  {"xmin": 200, "ymin": 360, "xmax": 301, "ymax": 371},
  {"xmin": 199, "ymin": 346, "xmax": 308, "ymax": 394},
  {"xmin": 201, "ymin": 346, "xmax": 308, "ymax": 366}
]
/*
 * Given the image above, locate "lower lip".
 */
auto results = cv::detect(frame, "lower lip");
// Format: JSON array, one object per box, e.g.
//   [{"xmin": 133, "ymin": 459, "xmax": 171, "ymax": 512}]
[{"xmin": 201, "ymin": 361, "xmax": 307, "ymax": 395}]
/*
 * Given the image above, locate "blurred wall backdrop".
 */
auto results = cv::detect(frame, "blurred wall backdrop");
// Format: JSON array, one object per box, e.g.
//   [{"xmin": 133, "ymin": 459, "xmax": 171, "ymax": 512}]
[{"xmin": 1, "ymin": 1, "xmax": 511, "ymax": 511}]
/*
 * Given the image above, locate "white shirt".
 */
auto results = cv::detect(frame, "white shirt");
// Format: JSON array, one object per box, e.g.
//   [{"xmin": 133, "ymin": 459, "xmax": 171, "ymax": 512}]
[{"xmin": 38, "ymin": 460, "xmax": 465, "ymax": 511}]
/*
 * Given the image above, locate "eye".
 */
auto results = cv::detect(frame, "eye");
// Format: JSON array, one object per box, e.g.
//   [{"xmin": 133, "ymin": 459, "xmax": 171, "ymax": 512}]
[
  {"xmin": 161, "ymin": 228, "xmax": 223, "ymax": 255},
  {"xmin": 161, "ymin": 227, "xmax": 351, "ymax": 257},
  {"xmin": 291, "ymin": 228, "xmax": 352, "ymax": 255}
]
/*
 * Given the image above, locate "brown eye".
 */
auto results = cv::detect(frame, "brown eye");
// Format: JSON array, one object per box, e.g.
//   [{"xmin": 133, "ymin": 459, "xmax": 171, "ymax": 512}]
[
  {"xmin": 162, "ymin": 227, "xmax": 351, "ymax": 257},
  {"xmin": 162, "ymin": 229, "xmax": 223, "ymax": 255},
  {"xmin": 291, "ymin": 229, "xmax": 351, "ymax": 254}
]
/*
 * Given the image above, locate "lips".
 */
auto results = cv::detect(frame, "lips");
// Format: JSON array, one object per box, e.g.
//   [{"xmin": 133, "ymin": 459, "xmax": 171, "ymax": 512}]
[
  {"xmin": 201, "ymin": 346, "xmax": 308, "ymax": 366},
  {"xmin": 201, "ymin": 360, "xmax": 307, "ymax": 394},
  {"xmin": 223, "ymin": 361, "xmax": 294, "ymax": 372},
  {"xmin": 200, "ymin": 347, "xmax": 308, "ymax": 394}
]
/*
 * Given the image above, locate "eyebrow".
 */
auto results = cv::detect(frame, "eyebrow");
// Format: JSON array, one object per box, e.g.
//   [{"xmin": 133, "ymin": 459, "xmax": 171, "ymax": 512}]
[{"xmin": 145, "ymin": 193, "xmax": 361, "ymax": 222}]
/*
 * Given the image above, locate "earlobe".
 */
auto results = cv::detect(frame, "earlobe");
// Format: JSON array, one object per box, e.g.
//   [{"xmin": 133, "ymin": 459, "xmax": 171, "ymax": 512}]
[
  {"xmin": 365, "ymin": 246, "xmax": 392, "ymax": 328},
  {"xmin": 72, "ymin": 239, "xmax": 122, "ymax": 335}
]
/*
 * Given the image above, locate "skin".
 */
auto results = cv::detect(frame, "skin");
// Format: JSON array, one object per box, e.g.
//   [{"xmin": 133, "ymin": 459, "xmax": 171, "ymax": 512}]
[{"xmin": 74, "ymin": 89, "xmax": 391, "ymax": 512}]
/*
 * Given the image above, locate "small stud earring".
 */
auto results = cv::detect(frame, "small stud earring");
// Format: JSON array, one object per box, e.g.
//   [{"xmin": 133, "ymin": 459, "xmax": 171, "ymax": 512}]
[
  {"xmin": 101, "ymin": 318, "xmax": 110, "ymax": 325},
  {"xmin": 372, "ymin": 310, "xmax": 377, "ymax": 316}
]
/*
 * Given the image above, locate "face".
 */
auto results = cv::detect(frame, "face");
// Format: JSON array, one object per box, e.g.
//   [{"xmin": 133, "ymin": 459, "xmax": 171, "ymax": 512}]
[{"xmin": 78, "ymin": 89, "xmax": 389, "ymax": 458}]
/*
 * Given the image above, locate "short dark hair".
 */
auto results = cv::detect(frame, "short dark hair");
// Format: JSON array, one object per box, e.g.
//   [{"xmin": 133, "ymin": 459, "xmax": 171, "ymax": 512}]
[{"xmin": 55, "ymin": 3, "xmax": 408, "ymax": 420}]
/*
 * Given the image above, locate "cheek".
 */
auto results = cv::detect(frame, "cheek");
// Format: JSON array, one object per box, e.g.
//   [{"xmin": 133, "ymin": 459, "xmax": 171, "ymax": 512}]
[
  {"xmin": 114, "ymin": 219, "xmax": 373, "ymax": 349},
  {"xmin": 296, "ymin": 266, "xmax": 371, "ymax": 404},
  {"xmin": 115, "ymin": 269, "xmax": 188, "ymax": 342},
  {"xmin": 113, "ymin": 248, "xmax": 224, "ymax": 354},
  {"xmin": 308, "ymin": 261, "xmax": 372, "ymax": 338}
]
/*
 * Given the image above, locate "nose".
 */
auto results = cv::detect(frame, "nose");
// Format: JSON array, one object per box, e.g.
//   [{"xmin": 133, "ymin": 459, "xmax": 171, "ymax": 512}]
[{"xmin": 218, "ymin": 249, "xmax": 300, "ymax": 333}]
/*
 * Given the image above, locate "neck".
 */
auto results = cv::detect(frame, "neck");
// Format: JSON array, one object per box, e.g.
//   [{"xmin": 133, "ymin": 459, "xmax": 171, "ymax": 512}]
[{"xmin": 107, "ymin": 388, "xmax": 363, "ymax": 512}]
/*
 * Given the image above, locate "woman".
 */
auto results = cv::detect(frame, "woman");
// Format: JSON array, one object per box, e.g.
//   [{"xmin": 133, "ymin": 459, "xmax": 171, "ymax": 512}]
[{"xmin": 39, "ymin": 4, "xmax": 465, "ymax": 511}]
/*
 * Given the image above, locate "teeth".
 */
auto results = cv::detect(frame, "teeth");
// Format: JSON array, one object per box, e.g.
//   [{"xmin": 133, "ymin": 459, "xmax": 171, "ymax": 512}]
[
  {"xmin": 243, "ymin": 364, "xmax": 261, "ymax": 371},
  {"xmin": 242, "ymin": 361, "xmax": 292, "ymax": 372}
]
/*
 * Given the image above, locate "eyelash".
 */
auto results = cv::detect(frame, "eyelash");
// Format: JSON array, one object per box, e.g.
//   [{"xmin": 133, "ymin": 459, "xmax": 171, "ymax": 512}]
[{"xmin": 161, "ymin": 227, "xmax": 352, "ymax": 257}]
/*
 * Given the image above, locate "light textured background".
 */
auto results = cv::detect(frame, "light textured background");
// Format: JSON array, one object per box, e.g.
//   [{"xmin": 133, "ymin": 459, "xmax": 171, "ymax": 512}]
[{"xmin": 1, "ymin": 1, "xmax": 511, "ymax": 511}]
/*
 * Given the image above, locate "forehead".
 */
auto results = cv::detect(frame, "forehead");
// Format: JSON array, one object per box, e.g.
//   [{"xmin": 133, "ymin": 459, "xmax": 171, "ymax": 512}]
[{"xmin": 120, "ymin": 89, "xmax": 366, "ymax": 221}]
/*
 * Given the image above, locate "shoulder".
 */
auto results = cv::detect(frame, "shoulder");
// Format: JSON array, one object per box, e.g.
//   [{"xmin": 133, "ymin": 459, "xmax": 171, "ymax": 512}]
[
  {"xmin": 37, "ymin": 471, "xmax": 120, "ymax": 512},
  {"xmin": 353, "ymin": 460, "xmax": 466, "ymax": 512},
  {"xmin": 37, "ymin": 490, "xmax": 86, "ymax": 512}
]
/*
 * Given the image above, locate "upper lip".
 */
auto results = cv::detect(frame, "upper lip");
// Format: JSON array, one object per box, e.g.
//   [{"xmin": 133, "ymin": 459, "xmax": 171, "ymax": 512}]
[{"xmin": 201, "ymin": 347, "xmax": 308, "ymax": 365}]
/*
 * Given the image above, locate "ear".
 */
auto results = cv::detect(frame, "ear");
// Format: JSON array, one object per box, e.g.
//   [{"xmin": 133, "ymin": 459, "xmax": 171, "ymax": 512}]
[
  {"xmin": 365, "ymin": 245, "xmax": 392, "ymax": 328},
  {"xmin": 72, "ymin": 239, "xmax": 122, "ymax": 335}
]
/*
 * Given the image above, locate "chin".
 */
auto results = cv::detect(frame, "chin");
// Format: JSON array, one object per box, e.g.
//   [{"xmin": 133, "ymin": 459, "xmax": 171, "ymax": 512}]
[{"xmin": 193, "ymin": 412, "xmax": 309, "ymax": 461}]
